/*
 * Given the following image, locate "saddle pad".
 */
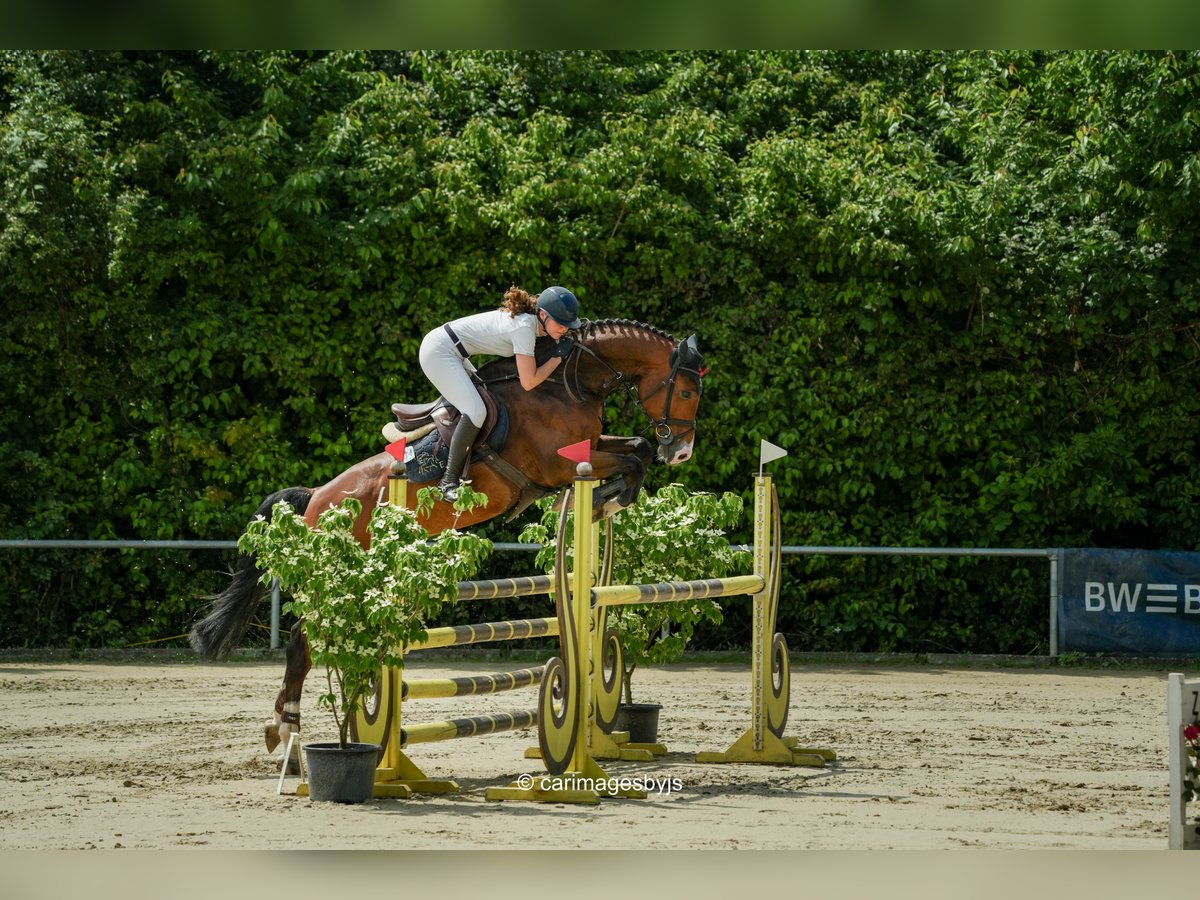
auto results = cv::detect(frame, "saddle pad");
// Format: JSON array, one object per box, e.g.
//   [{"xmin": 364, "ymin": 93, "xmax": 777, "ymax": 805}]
[{"xmin": 403, "ymin": 404, "xmax": 511, "ymax": 486}]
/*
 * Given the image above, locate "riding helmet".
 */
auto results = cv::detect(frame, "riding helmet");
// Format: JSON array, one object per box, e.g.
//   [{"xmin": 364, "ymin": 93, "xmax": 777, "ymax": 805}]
[{"xmin": 536, "ymin": 286, "xmax": 582, "ymax": 329}]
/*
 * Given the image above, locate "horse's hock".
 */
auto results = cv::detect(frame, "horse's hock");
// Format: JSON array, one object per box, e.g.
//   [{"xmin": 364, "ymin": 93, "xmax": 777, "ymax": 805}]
[{"xmin": 299, "ymin": 465, "xmax": 836, "ymax": 804}]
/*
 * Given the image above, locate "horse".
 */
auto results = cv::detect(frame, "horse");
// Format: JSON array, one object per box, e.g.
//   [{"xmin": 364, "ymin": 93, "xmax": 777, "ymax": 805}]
[{"xmin": 189, "ymin": 319, "xmax": 706, "ymax": 758}]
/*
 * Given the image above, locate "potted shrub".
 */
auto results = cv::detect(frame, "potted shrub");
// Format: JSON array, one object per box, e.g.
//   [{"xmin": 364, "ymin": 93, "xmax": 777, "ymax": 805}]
[
  {"xmin": 238, "ymin": 487, "xmax": 491, "ymax": 802},
  {"xmin": 520, "ymin": 483, "xmax": 745, "ymax": 742}
]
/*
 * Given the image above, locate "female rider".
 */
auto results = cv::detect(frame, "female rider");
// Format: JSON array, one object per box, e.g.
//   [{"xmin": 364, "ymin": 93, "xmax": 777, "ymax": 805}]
[{"xmin": 419, "ymin": 285, "xmax": 582, "ymax": 501}]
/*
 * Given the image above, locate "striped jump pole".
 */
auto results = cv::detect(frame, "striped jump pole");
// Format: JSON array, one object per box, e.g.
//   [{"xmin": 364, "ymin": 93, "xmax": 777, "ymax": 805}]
[
  {"xmin": 413, "ymin": 617, "xmax": 559, "ymax": 650},
  {"xmin": 456, "ymin": 574, "xmax": 555, "ymax": 601},
  {"xmin": 402, "ymin": 667, "xmax": 545, "ymax": 700},
  {"xmin": 402, "ymin": 710, "xmax": 538, "ymax": 746},
  {"xmin": 592, "ymin": 575, "xmax": 766, "ymax": 606}
]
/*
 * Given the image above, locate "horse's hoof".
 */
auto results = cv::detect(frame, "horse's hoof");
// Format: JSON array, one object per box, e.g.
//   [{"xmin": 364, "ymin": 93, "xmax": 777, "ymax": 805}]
[
  {"xmin": 264, "ymin": 721, "xmax": 281, "ymax": 753},
  {"xmin": 597, "ymin": 499, "xmax": 626, "ymax": 520}
]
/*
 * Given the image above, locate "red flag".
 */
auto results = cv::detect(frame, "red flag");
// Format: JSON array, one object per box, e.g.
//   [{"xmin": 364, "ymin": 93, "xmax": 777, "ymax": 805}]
[
  {"xmin": 385, "ymin": 437, "xmax": 407, "ymax": 461},
  {"xmin": 557, "ymin": 439, "xmax": 591, "ymax": 464}
]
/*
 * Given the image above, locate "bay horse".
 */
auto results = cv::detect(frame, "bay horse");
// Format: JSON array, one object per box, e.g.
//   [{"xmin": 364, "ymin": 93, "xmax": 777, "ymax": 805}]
[{"xmin": 189, "ymin": 319, "xmax": 706, "ymax": 757}]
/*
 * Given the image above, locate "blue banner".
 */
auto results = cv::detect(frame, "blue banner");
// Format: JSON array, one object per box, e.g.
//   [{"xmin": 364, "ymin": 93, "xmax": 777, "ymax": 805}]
[{"xmin": 1058, "ymin": 549, "xmax": 1200, "ymax": 655}]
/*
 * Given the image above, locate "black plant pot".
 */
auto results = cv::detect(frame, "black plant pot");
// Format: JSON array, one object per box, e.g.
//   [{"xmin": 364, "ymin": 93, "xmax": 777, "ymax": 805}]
[
  {"xmin": 614, "ymin": 702, "xmax": 663, "ymax": 744},
  {"xmin": 303, "ymin": 742, "xmax": 380, "ymax": 803}
]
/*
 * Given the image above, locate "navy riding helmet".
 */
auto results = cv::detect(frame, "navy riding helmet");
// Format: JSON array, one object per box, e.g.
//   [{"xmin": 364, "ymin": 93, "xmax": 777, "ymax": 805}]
[{"xmin": 536, "ymin": 286, "xmax": 582, "ymax": 329}]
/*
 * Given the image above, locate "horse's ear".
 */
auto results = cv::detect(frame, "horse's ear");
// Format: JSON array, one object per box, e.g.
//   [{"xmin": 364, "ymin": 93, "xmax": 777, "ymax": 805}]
[
  {"xmin": 670, "ymin": 334, "xmax": 701, "ymax": 370},
  {"xmin": 679, "ymin": 334, "xmax": 700, "ymax": 366}
]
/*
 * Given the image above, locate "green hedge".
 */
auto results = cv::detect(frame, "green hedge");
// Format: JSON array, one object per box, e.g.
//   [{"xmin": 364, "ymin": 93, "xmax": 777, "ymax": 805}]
[{"xmin": 3, "ymin": 51, "xmax": 1199, "ymax": 652}]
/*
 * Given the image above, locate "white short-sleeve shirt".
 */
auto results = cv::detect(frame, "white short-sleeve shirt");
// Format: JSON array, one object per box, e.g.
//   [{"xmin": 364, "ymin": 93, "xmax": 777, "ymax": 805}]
[{"xmin": 447, "ymin": 309, "xmax": 538, "ymax": 358}]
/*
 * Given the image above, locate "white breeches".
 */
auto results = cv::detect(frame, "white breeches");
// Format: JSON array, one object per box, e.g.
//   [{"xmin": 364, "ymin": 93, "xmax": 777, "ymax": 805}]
[{"xmin": 419, "ymin": 329, "xmax": 486, "ymax": 427}]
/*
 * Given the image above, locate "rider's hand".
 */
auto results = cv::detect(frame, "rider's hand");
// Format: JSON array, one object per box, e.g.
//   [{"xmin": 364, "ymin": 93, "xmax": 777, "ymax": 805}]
[{"xmin": 553, "ymin": 336, "xmax": 576, "ymax": 360}]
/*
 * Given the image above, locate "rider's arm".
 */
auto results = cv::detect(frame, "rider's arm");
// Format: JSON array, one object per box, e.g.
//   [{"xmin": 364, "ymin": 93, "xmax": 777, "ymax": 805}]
[{"xmin": 515, "ymin": 353, "xmax": 561, "ymax": 391}]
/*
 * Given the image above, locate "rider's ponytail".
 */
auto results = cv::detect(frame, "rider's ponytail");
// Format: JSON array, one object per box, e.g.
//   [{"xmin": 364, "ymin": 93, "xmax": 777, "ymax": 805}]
[{"xmin": 501, "ymin": 285, "xmax": 537, "ymax": 317}]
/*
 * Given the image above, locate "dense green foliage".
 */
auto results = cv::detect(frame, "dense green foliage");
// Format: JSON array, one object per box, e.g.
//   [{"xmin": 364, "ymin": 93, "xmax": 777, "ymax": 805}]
[{"xmin": 3, "ymin": 51, "xmax": 1199, "ymax": 653}]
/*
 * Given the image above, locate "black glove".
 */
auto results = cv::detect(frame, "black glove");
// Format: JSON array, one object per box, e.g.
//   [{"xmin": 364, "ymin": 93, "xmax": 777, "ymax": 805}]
[{"xmin": 553, "ymin": 336, "xmax": 576, "ymax": 360}]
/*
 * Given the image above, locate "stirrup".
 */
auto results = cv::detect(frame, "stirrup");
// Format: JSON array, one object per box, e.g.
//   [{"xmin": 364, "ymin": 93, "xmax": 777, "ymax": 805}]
[{"xmin": 438, "ymin": 477, "xmax": 471, "ymax": 503}]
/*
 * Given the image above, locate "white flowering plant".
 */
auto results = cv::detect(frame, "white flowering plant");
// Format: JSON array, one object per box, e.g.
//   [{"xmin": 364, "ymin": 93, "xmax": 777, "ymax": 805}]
[
  {"xmin": 520, "ymin": 483, "xmax": 745, "ymax": 704},
  {"xmin": 238, "ymin": 488, "xmax": 492, "ymax": 748}
]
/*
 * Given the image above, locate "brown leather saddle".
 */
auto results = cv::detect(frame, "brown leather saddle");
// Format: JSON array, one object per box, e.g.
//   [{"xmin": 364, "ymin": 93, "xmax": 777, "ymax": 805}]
[
  {"xmin": 391, "ymin": 382, "xmax": 505, "ymax": 453},
  {"xmin": 390, "ymin": 383, "xmax": 546, "ymax": 518}
]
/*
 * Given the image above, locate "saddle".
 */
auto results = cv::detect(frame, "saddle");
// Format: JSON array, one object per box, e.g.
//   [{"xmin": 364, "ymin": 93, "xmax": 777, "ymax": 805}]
[
  {"xmin": 390, "ymin": 381, "xmax": 506, "ymax": 453},
  {"xmin": 382, "ymin": 382, "xmax": 555, "ymax": 520}
]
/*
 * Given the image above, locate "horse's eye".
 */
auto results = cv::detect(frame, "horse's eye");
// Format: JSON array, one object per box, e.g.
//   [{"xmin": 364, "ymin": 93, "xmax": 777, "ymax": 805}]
[{"xmin": 680, "ymin": 390, "xmax": 694, "ymax": 400}]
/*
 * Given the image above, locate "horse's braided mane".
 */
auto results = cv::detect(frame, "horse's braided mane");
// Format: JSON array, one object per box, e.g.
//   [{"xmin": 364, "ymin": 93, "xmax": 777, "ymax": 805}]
[
  {"xmin": 477, "ymin": 318, "xmax": 678, "ymax": 386},
  {"xmin": 579, "ymin": 318, "xmax": 676, "ymax": 343}
]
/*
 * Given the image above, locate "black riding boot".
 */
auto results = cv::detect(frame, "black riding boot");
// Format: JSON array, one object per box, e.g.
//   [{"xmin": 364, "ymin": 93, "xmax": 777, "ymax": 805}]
[{"xmin": 437, "ymin": 418, "xmax": 481, "ymax": 502}]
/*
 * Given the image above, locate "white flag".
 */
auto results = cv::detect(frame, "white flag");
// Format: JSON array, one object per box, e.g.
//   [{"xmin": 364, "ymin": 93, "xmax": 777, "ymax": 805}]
[{"xmin": 759, "ymin": 439, "xmax": 788, "ymax": 470}]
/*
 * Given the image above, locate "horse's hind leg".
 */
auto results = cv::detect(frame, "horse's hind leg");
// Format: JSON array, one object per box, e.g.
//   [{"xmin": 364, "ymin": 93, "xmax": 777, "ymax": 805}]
[{"xmin": 265, "ymin": 620, "xmax": 311, "ymax": 774}]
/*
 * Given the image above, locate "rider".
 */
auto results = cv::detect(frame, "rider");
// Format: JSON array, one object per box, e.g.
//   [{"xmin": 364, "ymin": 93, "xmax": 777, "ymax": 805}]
[{"xmin": 419, "ymin": 285, "xmax": 582, "ymax": 501}]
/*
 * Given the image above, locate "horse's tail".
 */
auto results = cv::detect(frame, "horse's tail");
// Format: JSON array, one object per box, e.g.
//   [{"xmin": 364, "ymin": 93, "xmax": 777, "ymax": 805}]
[{"xmin": 189, "ymin": 487, "xmax": 314, "ymax": 661}]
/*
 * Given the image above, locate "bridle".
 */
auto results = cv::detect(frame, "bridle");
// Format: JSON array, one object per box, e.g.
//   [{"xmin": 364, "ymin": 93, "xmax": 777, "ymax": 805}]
[
  {"xmin": 563, "ymin": 331, "xmax": 704, "ymax": 451},
  {"xmin": 635, "ymin": 350, "xmax": 704, "ymax": 449}
]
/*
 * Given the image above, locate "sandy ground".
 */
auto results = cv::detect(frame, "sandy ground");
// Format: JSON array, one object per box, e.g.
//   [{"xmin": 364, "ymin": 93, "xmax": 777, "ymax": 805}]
[{"xmin": 0, "ymin": 654, "xmax": 1183, "ymax": 851}]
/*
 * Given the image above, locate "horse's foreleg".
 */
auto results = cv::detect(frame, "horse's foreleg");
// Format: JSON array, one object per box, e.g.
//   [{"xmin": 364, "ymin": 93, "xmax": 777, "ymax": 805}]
[
  {"xmin": 265, "ymin": 621, "xmax": 311, "ymax": 773},
  {"xmin": 592, "ymin": 436, "xmax": 655, "ymax": 517}
]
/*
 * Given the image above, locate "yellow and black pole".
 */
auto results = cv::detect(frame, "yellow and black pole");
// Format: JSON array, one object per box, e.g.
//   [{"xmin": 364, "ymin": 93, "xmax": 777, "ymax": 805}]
[
  {"xmin": 489, "ymin": 457, "xmax": 643, "ymax": 803},
  {"xmin": 696, "ymin": 454, "xmax": 835, "ymax": 767},
  {"xmin": 751, "ymin": 473, "xmax": 771, "ymax": 752},
  {"xmin": 568, "ymin": 461, "xmax": 594, "ymax": 777}
]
